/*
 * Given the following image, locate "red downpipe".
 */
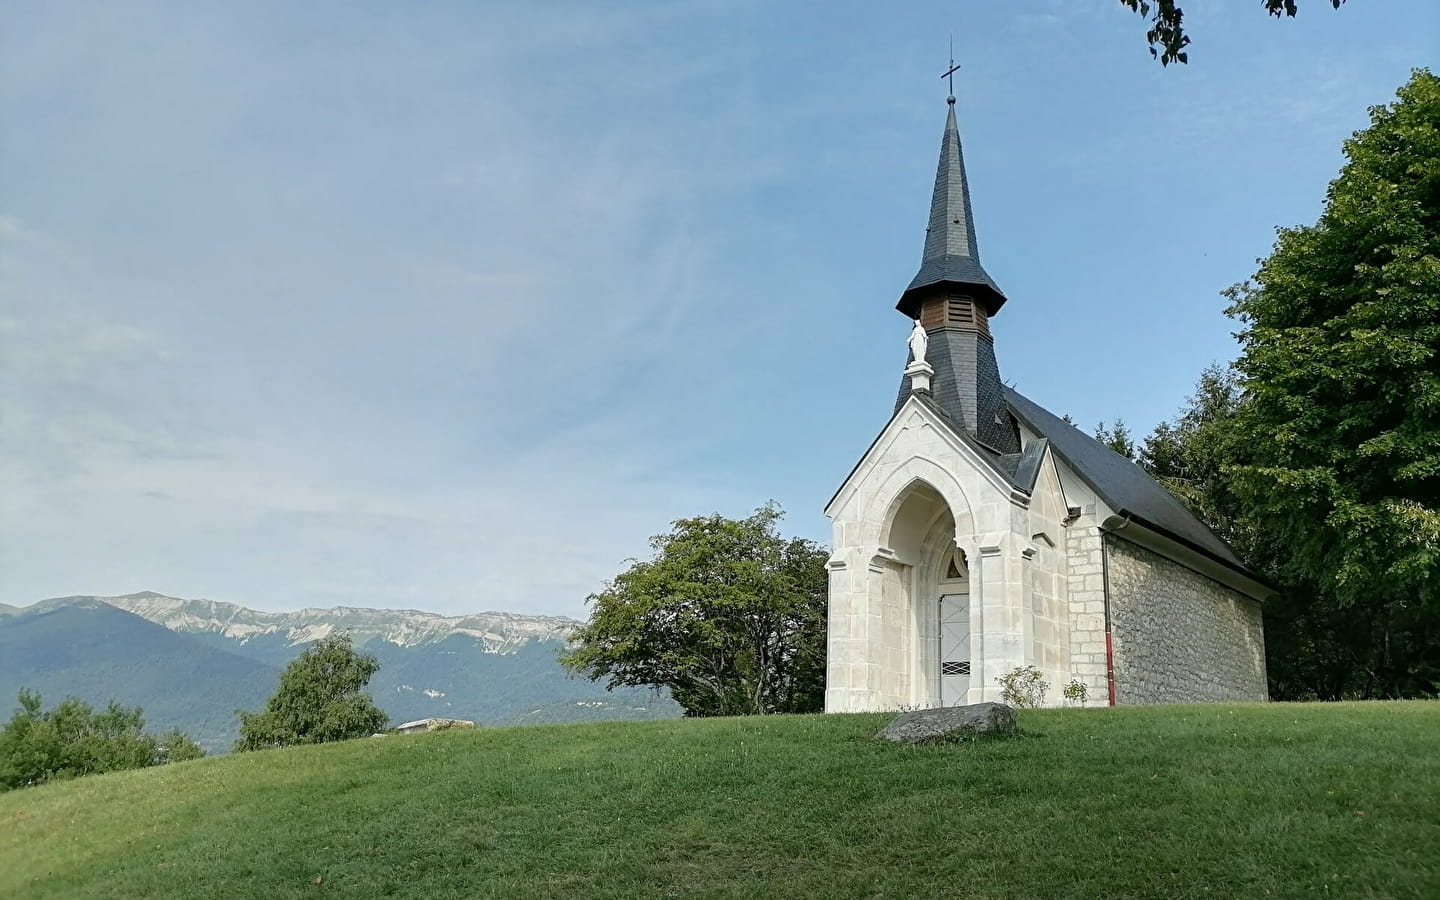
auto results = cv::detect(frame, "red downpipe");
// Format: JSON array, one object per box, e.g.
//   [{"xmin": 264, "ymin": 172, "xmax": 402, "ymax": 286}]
[
  {"xmin": 1105, "ymin": 630, "xmax": 1116, "ymax": 707},
  {"xmin": 1100, "ymin": 520, "xmax": 1125, "ymax": 707}
]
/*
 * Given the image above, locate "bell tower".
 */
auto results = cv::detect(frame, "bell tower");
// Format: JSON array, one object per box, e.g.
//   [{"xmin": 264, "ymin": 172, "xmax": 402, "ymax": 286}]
[{"xmin": 893, "ymin": 91, "xmax": 1019, "ymax": 454}]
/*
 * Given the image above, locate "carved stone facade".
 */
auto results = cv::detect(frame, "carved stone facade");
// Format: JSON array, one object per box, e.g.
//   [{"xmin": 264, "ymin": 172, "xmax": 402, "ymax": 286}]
[
  {"xmin": 1107, "ymin": 538, "xmax": 1268, "ymax": 703},
  {"xmin": 824, "ymin": 398, "xmax": 1073, "ymax": 712}
]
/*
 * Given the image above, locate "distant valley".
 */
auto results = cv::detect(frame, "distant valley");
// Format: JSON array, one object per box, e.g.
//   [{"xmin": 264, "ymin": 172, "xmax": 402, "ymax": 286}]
[{"xmin": 0, "ymin": 592, "xmax": 680, "ymax": 753}]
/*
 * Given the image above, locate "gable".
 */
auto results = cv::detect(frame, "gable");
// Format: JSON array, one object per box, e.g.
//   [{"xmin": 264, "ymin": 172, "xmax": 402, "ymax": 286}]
[
  {"xmin": 1027, "ymin": 448, "xmax": 1069, "ymax": 547},
  {"xmin": 826, "ymin": 394, "xmax": 1023, "ymax": 520}
]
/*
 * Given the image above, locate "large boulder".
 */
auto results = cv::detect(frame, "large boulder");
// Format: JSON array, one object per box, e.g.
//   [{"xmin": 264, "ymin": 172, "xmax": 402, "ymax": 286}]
[{"xmin": 878, "ymin": 702, "xmax": 1017, "ymax": 744}]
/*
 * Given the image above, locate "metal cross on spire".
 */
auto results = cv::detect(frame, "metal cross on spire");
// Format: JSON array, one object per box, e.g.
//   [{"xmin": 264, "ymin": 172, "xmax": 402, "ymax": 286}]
[{"xmin": 941, "ymin": 37, "xmax": 961, "ymax": 102}]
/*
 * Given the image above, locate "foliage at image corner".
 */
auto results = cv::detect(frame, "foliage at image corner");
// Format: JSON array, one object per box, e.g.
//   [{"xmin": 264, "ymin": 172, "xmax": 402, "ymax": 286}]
[
  {"xmin": 234, "ymin": 633, "xmax": 389, "ymax": 751},
  {"xmin": 0, "ymin": 689, "xmax": 204, "ymax": 792},
  {"xmin": 1132, "ymin": 69, "xmax": 1440, "ymax": 700},
  {"xmin": 1119, "ymin": 0, "xmax": 1346, "ymax": 66},
  {"xmin": 561, "ymin": 502, "xmax": 828, "ymax": 717}
]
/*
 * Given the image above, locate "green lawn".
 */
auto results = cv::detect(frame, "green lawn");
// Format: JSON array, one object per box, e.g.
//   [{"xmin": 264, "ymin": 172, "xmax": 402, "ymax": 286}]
[{"xmin": 2, "ymin": 702, "xmax": 1437, "ymax": 899}]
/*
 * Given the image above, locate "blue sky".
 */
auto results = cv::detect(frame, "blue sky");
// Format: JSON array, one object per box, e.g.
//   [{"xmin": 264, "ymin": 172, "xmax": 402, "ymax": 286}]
[{"xmin": 1, "ymin": 0, "xmax": 1433, "ymax": 616}]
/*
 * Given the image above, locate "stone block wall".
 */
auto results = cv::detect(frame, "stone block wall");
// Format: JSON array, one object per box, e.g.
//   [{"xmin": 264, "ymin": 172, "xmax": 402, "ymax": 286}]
[
  {"xmin": 1023, "ymin": 461, "xmax": 1073, "ymax": 698},
  {"xmin": 1065, "ymin": 518, "xmax": 1110, "ymax": 702},
  {"xmin": 1107, "ymin": 537, "xmax": 1267, "ymax": 703}
]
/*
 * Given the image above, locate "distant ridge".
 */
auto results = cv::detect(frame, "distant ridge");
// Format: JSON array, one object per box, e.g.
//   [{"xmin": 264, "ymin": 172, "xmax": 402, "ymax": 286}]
[
  {"xmin": 6, "ymin": 592, "xmax": 680, "ymax": 745},
  {"xmin": 28, "ymin": 592, "xmax": 582, "ymax": 654}
]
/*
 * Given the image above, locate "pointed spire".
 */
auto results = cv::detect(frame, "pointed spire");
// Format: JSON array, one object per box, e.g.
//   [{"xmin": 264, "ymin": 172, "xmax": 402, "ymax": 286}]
[
  {"xmin": 923, "ymin": 100, "xmax": 980, "ymax": 264},
  {"xmin": 897, "ymin": 98, "xmax": 1006, "ymax": 318},
  {"xmin": 891, "ymin": 87, "xmax": 1019, "ymax": 455}
]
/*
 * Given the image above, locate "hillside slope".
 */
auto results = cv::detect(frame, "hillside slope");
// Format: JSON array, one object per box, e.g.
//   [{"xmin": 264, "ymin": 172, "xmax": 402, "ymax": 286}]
[
  {"xmin": 364, "ymin": 637, "xmax": 677, "ymax": 725},
  {"xmin": 2, "ymin": 703, "xmax": 1438, "ymax": 899},
  {"xmin": 0, "ymin": 604, "xmax": 278, "ymax": 753}
]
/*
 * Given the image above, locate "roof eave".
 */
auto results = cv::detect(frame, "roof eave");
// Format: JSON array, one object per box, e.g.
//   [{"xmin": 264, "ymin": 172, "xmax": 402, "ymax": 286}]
[{"xmin": 1101, "ymin": 512, "xmax": 1276, "ymax": 600}]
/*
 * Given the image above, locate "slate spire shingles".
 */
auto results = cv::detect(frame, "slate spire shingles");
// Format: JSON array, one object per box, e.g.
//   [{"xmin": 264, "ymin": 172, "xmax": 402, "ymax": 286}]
[
  {"xmin": 924, "ymin": 100, "xmax": 980, "ymax": 264},
  {"xmin": 894, "ymin": 97, "xmax": 1020, "ymax": 455},
  {"xmin": 897, "ymin": 97, "xmax": 1007, "ymax": 319}
]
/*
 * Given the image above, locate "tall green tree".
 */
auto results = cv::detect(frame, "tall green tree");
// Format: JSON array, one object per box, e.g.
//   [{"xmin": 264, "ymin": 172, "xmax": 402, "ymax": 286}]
[
  {"xmin": 1144, "ymin": 70, "xmax": 1439, "ymax": 699},
  {"xmin": 1094, "ymin": 419, "xmax": 1137, "ymax": 460},
  {"xmin": 1225, "ymin": 69, "xmax": 1440, "ymax": 699},
  {"xmin": 235, "ymin": 634, "xmax": 389, "ymax": 751},
  {"xmin": 561, "ymin": 504, "xmax": 828, "ymax": 717},
  {"xmin": 0, "ymin": 689, "xmax": 204, "ymax": 791},
  {"xmin": 1139, "ymin": 364, "xmax": 1248, "ymax": 546}
]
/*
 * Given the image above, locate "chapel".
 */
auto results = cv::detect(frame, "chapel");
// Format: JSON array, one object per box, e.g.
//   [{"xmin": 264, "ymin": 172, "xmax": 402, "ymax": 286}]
[{"xmin": 824, "ymin": 90, "xmax": 1270, "ymax": 711}]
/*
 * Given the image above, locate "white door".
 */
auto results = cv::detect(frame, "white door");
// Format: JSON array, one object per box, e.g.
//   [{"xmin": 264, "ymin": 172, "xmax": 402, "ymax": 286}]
[{"xmin": 939, "ymin": 593, "xmax": 971, "ymax": 706}]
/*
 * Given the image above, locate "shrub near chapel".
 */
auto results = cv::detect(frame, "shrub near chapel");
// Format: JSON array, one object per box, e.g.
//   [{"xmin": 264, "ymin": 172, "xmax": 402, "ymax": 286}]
[{"xmin": 996, "ymin": 667, "xmax": 1049, "ymax": 709}]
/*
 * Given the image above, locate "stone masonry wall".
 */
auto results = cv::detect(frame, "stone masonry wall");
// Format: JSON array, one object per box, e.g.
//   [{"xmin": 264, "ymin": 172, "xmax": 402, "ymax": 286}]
[
  {"xmin": 1065, "ymin": 518, "xmax": 1109, "ymax": 702},
  {"xmin": 1107, "ymin": 537, "xmax": 1267, "ymax": 703}
]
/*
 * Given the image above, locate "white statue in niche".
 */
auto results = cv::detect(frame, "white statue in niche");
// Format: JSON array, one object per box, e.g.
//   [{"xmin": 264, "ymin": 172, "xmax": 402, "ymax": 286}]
[{"xmin": 907, "ymin": 317, "xmax": 928, "ymax": 365}]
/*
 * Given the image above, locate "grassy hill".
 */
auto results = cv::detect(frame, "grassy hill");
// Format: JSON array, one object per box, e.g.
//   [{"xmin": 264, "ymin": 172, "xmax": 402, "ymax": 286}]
[{"xmin": 2, "ymin": 702, "xmax": 1437, "ymax": 899}]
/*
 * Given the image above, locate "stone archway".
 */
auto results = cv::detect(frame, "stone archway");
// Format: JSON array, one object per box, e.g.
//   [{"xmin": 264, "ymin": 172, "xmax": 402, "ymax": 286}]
[
  {"xmin": 862, "ymin": 476, "xmax": 979, "ymax": 709},
  {"xmin": 824, "ymin": 456, "xmax": 987, "ymax": 713}
]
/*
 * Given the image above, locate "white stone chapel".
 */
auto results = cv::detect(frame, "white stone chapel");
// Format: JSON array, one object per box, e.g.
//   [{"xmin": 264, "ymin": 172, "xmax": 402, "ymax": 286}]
[{"xmin": 824, "ymin": 93, "xmax": 1270, "ymax": 712}]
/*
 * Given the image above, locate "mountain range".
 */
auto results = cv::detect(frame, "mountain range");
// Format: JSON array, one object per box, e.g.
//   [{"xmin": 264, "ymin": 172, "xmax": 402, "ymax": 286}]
[{"xmin": 0, "ymin": 592, "xmax": 679, "ymax": 752}]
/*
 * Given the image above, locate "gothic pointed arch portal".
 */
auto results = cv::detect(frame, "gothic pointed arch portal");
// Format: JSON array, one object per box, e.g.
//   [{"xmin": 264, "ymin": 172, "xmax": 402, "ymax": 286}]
[{"xmin": 867, "ymin": 478, "xmax": 980, "ymax": 709}]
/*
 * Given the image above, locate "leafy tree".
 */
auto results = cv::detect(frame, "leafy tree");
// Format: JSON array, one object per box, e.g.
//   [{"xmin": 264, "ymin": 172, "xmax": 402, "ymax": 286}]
[
  {"xmin": 1139, "ymin": 364, "xmax": 1248, "ymax": 544},
  {"xmin": 1120, "ymin": 0, "xmax": 1346, "ymax": 66},
  {"xmin": 561, "ymin": 503, "xmax": 828, "ymax": 717},
  {"xmin": 0, "ymin": 689, "xmax": 204, "ymax": 791},
  {"xmin": 1222, "ymin": 69, "xmax": 1440, "ymax": 698},
  {"xmin": 235, "ymin": 634, "xmax": 389, "ymax": 751},
  {"xmin": 155, "ymin": 728, "xmax": 206, "ymax": 764},
  {"xmin": 1142, "ymin": 362, "xmax": 1437, "ymax": 701},
  {"xmin": 1094, "ymin": 419, "xmax": 1137, "ymax": 460},
  {"xmin": 1140, "ymin": 71, "xmax": 1439, "ymax": 699}
]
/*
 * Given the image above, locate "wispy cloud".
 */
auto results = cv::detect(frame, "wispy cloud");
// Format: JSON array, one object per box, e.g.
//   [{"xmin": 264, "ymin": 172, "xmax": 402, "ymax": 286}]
[{"xmin": 0, "ymin": 1, "xmax": 768, "ymax": 615}]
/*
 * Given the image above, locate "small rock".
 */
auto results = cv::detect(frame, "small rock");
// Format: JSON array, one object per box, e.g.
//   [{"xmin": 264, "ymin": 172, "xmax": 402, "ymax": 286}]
[{"xmin": 878, "ymin": 702, "xmax": 1017, "ymax": 744}]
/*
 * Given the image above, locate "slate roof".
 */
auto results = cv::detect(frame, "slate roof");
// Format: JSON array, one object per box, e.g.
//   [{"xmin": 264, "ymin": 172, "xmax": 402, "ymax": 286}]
[
  {"xmin": 899, "ymin": 99, "xmax": 1007, "ymax": 317},
  {"xmin": 1003, "ymin": 386, "xmax": 1250, "ymax": 573}
]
